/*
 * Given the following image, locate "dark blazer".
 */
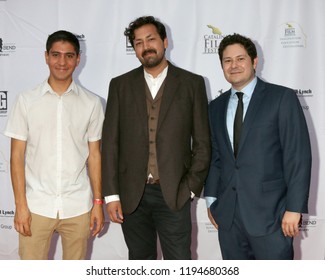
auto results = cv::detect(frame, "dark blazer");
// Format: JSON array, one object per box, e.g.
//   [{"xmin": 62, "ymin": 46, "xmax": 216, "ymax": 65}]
[
  {"xmin": 204, "ymin": 77, "xmax": 312, "ymax": 237},
  {"xmin": 102, "ymin": 62, "xmax": 211, "ymax": 214}
]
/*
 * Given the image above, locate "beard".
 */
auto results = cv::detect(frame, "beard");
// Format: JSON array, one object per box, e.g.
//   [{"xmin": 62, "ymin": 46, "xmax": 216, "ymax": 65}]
[{"xmin": 140, "ymin": 49, "xmax": 165, "ymax": 68}]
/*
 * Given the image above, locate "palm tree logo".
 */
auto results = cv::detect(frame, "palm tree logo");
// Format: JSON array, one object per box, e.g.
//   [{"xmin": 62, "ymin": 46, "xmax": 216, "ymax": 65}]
[{"xmin": 207, "ymin": 25, "xmax": 222, "ymax": 35}]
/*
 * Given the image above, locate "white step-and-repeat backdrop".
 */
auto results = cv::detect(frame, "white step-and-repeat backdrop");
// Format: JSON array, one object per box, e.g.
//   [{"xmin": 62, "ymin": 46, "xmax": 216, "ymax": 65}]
[{"xmin": 1, "ymin": 0, "xmax": 324, "ymax": 260}]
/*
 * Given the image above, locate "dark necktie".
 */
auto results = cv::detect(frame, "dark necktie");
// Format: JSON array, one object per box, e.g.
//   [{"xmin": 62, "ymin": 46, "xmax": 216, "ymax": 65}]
[{"xmin": 233, "ymin": 92, "xmax": 244, "ymax": 158}]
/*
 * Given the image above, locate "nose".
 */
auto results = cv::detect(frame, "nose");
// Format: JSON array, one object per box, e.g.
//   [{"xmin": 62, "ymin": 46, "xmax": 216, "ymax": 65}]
[
  {"xmin": 230, "ymin": 60, "xmax": 238, "ymax": 68},
  {"xmin": 143, "ymin": 41, "xmax": 150, "ymax": 50},
  {"xmin": 58, "ymin": 54, "xmax": 66, "ymax": 65}
]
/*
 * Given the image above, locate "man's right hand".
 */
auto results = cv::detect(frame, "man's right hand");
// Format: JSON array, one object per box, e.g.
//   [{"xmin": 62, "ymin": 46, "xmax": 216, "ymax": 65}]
[
  {"xmin": 14, "ymin": 206, "xmax": 32, "ymax": 236},
  {"xmin": 106, "ymin": 201, "xmax": 124, "ymax": 223},
  {"xmin": 207, "ymin": 207, "xmax": 218, "ymax": 229}
]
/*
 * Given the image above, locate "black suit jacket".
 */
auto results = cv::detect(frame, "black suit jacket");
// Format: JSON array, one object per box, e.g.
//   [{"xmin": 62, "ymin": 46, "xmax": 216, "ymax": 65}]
[
  {"xmin": 102, "ymin": 63, "xmax": 211, "ymax": 214},
  {"xmin": 204, "ymin": 77, "xmax": 312, "ymax": 236}
]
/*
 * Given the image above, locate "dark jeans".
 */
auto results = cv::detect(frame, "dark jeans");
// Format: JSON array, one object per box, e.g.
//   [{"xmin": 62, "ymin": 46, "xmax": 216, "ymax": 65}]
[{"xmin": 121, "ymin": 183, "xmax": 192, "ymax": 260}]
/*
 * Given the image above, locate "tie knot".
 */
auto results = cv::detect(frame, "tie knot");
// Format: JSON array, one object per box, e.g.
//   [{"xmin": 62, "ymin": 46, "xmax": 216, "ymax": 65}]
[{"xmin": 236, "ymin": 92, "xmax": 244, "ymax": 100}]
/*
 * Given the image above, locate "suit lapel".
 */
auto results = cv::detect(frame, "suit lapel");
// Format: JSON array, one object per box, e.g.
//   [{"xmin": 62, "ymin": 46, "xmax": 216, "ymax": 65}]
[
  {"xmin": 221, "ymin": 91, "xmax": 234, "ymax": 157},
  {"xmin": 132, "ymin": 66, "xmax": 149, "ymax": 137},
  {"xmin": 157, "ymin": 64, "xmax": 179, "ymax": 132},
  {"xmin": 238, "ymin": 78, "xmax": 266, "ymax": 155}
]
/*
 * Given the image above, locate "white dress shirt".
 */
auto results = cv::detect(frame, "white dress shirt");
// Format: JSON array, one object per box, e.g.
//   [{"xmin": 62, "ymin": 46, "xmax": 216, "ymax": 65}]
[
  {"xmin": 144, "ymin": 66, "xmax": 168, "ymax": 99},
  {"xmin": 4, "ymin": 80, "xmax": 104, "ymax": 219}
]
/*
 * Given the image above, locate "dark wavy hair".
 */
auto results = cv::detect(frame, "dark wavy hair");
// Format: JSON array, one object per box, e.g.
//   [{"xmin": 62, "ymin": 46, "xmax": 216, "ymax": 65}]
[
  {"xmin": 124, "ymin": 16, "xmax": 167, "ymax": 48},
  {"xmin": 46, "ymin": 30, "xmax": 80, "ymax": 54},
  {"xmin": 218, "ymin": 33, "xmax": 257, "ymax": 65}
]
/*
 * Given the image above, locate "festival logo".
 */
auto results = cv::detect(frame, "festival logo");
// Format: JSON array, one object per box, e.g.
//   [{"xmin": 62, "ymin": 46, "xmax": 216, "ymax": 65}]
[
  {"xmin": 279, "ymin": 22, "xmax": 307, "ymax": 48},
  {"xmin": 203, "ymin": 24, "xmax": 224, "ymax": 54},
  {"xmin": 0, "ymin": 38, "xmax": 16, "ymax": 56}
]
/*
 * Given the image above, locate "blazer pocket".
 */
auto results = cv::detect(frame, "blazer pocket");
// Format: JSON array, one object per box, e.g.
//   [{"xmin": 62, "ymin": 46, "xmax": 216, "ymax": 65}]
[{"xmin": 262, "ymin": 178, "xmax": 286, "ymax": 192}]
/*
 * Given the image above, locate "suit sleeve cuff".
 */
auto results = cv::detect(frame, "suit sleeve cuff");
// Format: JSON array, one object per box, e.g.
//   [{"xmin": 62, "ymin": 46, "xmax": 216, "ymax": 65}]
[{"xmin": 104, "ymin": 194, "xmax": 120, "ymax": 204}]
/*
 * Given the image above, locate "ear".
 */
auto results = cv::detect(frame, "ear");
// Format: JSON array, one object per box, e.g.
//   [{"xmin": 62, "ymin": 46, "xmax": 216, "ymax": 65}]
[
  {"xmin": 76, "ymin": 53, "xmax": 81, "ymax": 66},
  {"xmin": 164, "ymin": 37, "xmax": 168, "ymax": 49},
  {"xmin": 253, "ymin": 56, "xmax": 258, "ymax": 70},
  {"xmin": 45, "ymin": 51, "xmax": 49, "ymax": 65}
]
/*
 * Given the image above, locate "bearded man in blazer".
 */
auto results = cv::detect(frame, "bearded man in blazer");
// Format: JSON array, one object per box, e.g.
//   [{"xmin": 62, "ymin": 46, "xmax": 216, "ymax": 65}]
[
  {"xmin": 101, "ymin": 16, "xmax": 211, "ymax": 260},
  {"xmin": 204, "ymin": 33, "xmax": 312, "ymax": 260}
]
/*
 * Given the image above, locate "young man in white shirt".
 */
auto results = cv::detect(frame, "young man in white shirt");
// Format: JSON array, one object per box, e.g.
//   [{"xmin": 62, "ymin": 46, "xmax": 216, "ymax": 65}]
[{"xmin": 4, "ymin": 30, "xmax": 104, "ymax": 260}]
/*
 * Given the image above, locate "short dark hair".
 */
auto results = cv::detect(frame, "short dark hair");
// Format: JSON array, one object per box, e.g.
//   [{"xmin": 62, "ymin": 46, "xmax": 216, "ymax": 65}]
[
  {"xmin": 218, "ymin": 33, "xmax": 257, "ymax": 65},
  {"xmin": 46, "ymin": 30, "xmax": 80, "ymax": 54},
  {"xmin": 124, "ymin": 16, "xmax": 167, "ymax": 48}
]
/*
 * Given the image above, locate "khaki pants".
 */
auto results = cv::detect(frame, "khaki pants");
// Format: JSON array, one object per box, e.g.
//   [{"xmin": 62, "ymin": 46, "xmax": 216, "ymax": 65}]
[{"xmin": 19, "ymin": 212, "xmax": 90, "ymax": 260}]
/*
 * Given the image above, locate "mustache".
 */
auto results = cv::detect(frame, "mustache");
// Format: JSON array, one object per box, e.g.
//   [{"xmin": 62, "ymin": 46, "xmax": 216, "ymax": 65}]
[{"xmin": 142, "ymin": 49, "xmax": 157, "ymax": 56}]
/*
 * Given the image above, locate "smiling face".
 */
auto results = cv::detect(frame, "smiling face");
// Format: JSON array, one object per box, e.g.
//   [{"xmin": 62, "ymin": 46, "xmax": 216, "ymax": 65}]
[
  {"xmin": 133, "ymin": 24, "xmax": 168, "ymax": 72},
  {"xmin": 45, "ymin": 40, "xmax": 80, "ymax": 88},
  {"xmin": 221, "ymin": 43, "xmax": 258, "ymax": 91}
]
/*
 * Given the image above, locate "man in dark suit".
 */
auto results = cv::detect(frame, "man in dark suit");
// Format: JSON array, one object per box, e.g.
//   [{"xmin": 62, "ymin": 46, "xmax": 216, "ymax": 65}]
[
  {"xmin": 204, "ymin": 33, "xmax": 312, "ymax": 259},
  {"xmin": 101, "ymin": 16, "xmax": 211, "ymax": 260}
]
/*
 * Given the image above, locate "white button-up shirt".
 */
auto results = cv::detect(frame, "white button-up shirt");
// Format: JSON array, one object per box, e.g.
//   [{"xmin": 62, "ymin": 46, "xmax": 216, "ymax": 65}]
[
  {"xmin": 144, "ymin": 66, "xmax": 168, "ymax": 99},
  {"xmin": 4, "ymin": 80, "xmax": 104, "ymax": 219}
]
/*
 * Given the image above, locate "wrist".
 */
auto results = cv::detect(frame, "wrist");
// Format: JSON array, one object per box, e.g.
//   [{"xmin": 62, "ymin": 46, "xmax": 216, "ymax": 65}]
[{"xmin": 93, "ymin": 198, "xmax": 104, "ymax": 205}]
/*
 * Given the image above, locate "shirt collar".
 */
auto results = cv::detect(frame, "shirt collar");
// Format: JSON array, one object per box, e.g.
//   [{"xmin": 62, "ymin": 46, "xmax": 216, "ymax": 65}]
[
  {"xmin": 231, "ymin": 76, "xmax": 257, "ymax": 98},
  {"xmin": 40, "ymin": 79, "xmax": 79, "ymax": 96},
  {"xmin": 144, "ymin": 65, "xmax": 168, "ymax": 81}
]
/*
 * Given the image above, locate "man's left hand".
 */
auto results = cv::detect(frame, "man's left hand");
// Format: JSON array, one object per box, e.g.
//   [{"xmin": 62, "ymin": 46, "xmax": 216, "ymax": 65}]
[{"xmin": 281, "ymin": 211, "xmax": 302, "ymax": 237}]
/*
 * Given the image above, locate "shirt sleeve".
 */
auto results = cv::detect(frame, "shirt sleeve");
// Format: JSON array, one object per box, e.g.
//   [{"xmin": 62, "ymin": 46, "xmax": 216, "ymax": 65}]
[
  {"xmin": 88, "ymin": 97, "xmax": 104, "ymax": 142},
  {"xmin": 4, "ymin": 94, "xmax": 28, "ymax": 141}
]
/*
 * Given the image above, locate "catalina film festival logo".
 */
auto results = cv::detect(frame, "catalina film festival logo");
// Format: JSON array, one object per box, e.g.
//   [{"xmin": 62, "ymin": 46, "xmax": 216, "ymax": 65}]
[
  {"xmin": 203, "ymin": 25, "xmax": 224, "ymax": 54},
  {"xmin": 0, "ymin": 38, "xmax": 16, "ymax": 56},
  {"xmin": 0, "ymin": 91, "xmax": 8, "ymax": 116},
  {"xmin": 279, "ymin": 22, "xmax": 307, "ymax": 48}
]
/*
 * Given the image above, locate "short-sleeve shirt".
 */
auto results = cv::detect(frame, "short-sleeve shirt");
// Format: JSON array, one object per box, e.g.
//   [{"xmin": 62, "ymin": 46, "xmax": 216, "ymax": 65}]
[{"xmin": 4, "ymin": 80, "xmax": 104, "ymax": 219}]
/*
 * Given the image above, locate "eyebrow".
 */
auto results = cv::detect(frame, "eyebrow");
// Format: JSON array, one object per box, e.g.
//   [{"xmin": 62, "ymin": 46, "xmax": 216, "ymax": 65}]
[
  {"xmin": 134, "ymin": 33, "xmax": 155, "ymax": 42},
  {"xmin": 49, "ymin": 50, "xmax": 77, "ymax": 55},
  {"xmin": 223, "ymin": 54, "xmax": 246, "ymax": 60}
]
